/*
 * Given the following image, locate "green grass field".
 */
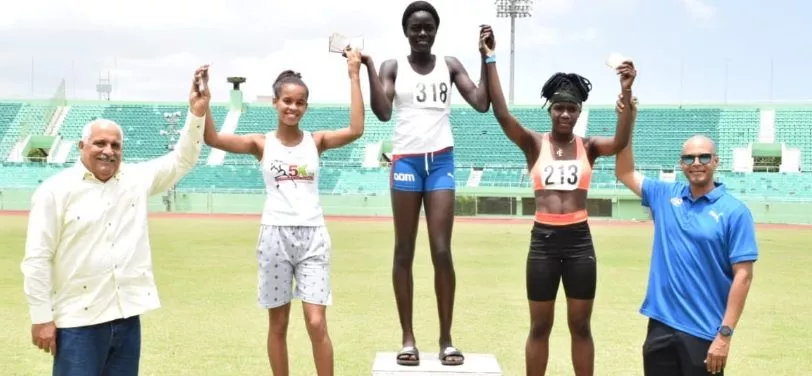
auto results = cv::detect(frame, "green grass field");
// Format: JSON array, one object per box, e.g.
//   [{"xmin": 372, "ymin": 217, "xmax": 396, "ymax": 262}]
[{"xmin": 1, "ymin": 213, "xmax": 810, "ymax": 376}]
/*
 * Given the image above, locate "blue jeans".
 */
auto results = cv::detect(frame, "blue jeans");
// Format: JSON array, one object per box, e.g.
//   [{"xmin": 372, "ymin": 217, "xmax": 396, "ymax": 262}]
[{"xmin": 53, "ymin": 316, "xmax": 141, "ymax": 376}]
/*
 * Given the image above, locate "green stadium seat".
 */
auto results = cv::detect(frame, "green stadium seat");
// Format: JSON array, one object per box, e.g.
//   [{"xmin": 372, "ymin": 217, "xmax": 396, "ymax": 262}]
[
  {"xmin": 774, "ymin": 109, "xmax": 812, "ymax": 170},
  {"xmin": 0, "ymin": 101, "xmax": 810, "ymax": 198},
  {"xmin": 0, "ymin": 103, "xmax": 50, "ymax": 158},
  {"xmin": 0, "ymin": 102, "xmax": 23, "ymax": 156}
]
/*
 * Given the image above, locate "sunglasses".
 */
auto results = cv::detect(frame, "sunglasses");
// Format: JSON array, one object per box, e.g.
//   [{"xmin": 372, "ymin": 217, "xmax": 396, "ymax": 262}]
[{"xmin": 680, "ymin": 153, "xmax": 714, "ymax": 165}]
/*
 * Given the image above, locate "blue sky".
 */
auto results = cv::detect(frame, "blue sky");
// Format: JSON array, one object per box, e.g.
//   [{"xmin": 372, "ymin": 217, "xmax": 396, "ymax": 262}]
[{"xmin": 0, "ymin": 0, "xmax": 808, "ymax": 105}]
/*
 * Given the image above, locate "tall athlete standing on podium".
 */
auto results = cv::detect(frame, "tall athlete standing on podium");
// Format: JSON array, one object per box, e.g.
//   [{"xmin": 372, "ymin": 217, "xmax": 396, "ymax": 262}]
[
  {"xmin": 479, "ymin": 26, "xmax": 636, "ymax": 375},
  {"xmin": 202, "ymin": 49, "xmax": 365, "ymax": 376},
  {"xmin": 361, "ymin": 0, "xmax": 490, "ymax": 367}
]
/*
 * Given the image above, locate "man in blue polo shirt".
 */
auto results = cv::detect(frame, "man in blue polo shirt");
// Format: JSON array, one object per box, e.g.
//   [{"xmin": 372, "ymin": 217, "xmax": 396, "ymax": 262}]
[{"xmin": 614, "ymin": 104, "xmax": 758, "ymax": 376}]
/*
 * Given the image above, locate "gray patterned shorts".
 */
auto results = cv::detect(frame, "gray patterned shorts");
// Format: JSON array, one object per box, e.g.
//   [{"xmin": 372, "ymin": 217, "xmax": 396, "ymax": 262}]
[{"xmin": 255, "ymin": 225, "xmax": 332, "ymax": 309}]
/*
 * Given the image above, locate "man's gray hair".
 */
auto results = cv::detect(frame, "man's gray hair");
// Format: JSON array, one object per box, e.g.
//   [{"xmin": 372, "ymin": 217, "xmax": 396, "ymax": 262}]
[{"xmin": 80, "ymin": 119, "xmax": 124, "ymax": 142}]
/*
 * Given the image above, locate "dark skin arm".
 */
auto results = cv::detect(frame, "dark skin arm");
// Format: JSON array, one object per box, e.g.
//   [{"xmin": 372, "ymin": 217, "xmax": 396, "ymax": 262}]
[
  {"xmin": 445, "ymin": 56, "xmax": 490, "ymax": 113},
  {"xmin": 613, "ymin": 95, "xmax": 643, "ymax": 195},
  {"xmin": 364, "ymin": 57, "xmax": 397, "ymax": 122},
  {"xmin": 586, "ymin": 61, "xmax": 637, "ymax": 162},
  {"xmin": 479, "ymin": 25, "xmax": 538, "ymax": 168},
  {"xmin": 485, "ymin": 61, "xmax": 539, "ymax": 168},
  {"xmin": 720, "ymin": 262, "xmax": 754, "ymax": 331},
  {"xmin": 704, "ymin": 261, "xmax": 753, "ymax": 373},
  {"xmin": 364, "ymin": 52, "xmax": 491, "ymax": 120},
  {"xmin": 706, "ymin": 206, "xmax": 758, "ymax": 373}
]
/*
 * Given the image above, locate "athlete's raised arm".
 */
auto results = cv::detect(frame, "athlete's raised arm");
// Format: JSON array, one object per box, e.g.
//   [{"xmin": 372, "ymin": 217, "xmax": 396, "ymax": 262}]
[
  {"xmin": 445, "ymin": 53, "xmax": 489, "ymax": 112},
  {"xmin": 587, "ymin": 61, "xmax": 637, "ymax": 158},
  {"xmin": 480, "ymin": 25, "xmax": 538, "ymax": 160},
  {"xmin": 315, "ymin": 48, "xmax": 365, "ymax": 153},
  {"xmin": 614, "ymin": 96, "xmax": 645, "ymax": 197},
  {"xmin": 365, "ymin": 56, "xmax": 397, "ymax": 122},
  {"xmin": 201, "ymin": 66, "xmax": 263, "ymax": 160}
]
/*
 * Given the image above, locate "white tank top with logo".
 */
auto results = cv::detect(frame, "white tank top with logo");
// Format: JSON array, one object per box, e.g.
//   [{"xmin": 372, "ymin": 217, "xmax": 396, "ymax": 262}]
[
  {"xmin": 392, "ymin": 55, "xmax": 454, "ymax": 154},
  {"xmin": 259, "ymin": 130, "xmax": 324, "ymax": 227}
]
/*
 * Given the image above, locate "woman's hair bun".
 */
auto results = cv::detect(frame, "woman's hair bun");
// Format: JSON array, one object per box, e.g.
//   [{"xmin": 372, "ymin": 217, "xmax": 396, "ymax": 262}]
[{"xmin": 274, "ymin": 70, "xmax": 302, "ymax": 83}]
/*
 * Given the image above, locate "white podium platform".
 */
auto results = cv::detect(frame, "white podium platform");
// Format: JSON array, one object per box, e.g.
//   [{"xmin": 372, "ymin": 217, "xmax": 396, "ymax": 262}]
[{"xmin": 371, "ymin": 352, "xmax": 502, "ymax": 375}]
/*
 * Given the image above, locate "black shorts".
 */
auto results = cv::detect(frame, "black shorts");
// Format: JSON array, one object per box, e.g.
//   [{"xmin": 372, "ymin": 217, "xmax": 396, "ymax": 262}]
[
  {"xmin": 526, "ymin": 221, "xmax": 596, "ymax": 302},
  {"xmin": 643, "ymin": 319, "xmax": 720, "ymax": 376}
]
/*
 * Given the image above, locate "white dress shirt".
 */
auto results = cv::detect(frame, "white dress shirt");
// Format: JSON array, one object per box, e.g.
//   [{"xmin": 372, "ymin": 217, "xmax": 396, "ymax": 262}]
[{"xmin": 21, "ymin": 111, "xmax": 205, "ymax": 328}]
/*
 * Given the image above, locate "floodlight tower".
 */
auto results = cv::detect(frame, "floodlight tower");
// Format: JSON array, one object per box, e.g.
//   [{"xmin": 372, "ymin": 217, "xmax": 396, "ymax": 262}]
[
  {"xmin": 96, "ymin": 72, "xmax": 112, "ymax": 101},
  {"xmin": 161, "ymin": 111, "xmax": 182, "ymax": 151},
  {"xmin": 495, "ymin": 0, "xmax": 533, "ymax": 105}
]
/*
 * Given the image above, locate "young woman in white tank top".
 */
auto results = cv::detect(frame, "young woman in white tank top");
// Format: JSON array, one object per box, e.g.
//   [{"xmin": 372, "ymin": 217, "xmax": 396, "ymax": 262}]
[
  {"xmin": 358, "ymin": 1, "xmax": 492, "ymax": 367},
  {"xmin": 201, "ymin": 49, "xmax": 365, "ymax": 376}
]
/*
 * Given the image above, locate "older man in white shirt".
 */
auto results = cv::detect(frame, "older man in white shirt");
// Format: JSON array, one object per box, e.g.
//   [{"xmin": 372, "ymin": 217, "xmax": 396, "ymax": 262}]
[{"xmin": 21, "ymin": 65, "xmax": 211, "ymax": 376}]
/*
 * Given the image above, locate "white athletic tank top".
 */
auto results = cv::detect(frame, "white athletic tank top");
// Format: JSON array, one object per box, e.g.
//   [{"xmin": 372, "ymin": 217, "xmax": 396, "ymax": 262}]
[
  {"xmin": 392, "ymin": 55, "xmax": 454, "ymax": 154},
  {"xmin": 259, "ymin": 131, "xmax": 324, "ymax": 226}
]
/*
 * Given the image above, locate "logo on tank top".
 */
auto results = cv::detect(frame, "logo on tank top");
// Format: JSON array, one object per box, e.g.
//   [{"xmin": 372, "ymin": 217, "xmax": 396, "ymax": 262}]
[{"xmin": 268, "ymin": 160, "xmax": 315, "ymax": 185}]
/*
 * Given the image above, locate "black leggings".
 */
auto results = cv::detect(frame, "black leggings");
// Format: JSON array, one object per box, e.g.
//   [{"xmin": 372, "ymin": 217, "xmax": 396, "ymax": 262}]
[{"xmin": 526, "ymin": 221, "xmax": 597, "ymax": 301}]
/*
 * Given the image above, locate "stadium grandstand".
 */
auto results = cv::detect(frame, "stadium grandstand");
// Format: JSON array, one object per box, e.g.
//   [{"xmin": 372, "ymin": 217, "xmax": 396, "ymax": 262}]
[{"xmin": 1, "ymin": 83, "xmax": 811, "ymax": 224}]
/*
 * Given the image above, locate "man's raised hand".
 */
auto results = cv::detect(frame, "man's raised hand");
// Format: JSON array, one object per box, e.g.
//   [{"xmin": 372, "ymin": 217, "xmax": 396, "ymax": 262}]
[{"xmin": 190, "ymin": 65, "xmax": 211, "ymax": 117}]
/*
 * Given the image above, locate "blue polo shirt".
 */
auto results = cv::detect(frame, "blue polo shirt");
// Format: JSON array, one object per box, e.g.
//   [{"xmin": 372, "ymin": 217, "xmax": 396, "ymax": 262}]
[{"xmin": 640, "ymin": 178, "xmax": 759, "ymax": 341}]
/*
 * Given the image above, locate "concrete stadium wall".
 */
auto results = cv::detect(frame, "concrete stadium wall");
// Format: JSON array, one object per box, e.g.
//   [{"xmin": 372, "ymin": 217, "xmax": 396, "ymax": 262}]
[{"xmin": 2, "ymin": 188, "xmax": 811, "ymax": 225}]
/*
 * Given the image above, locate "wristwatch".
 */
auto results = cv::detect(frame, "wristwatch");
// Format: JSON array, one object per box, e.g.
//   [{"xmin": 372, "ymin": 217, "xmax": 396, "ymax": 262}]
[{"xmin": 718, "ymin": 325, "xmax": 734, "ymax": 337}]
